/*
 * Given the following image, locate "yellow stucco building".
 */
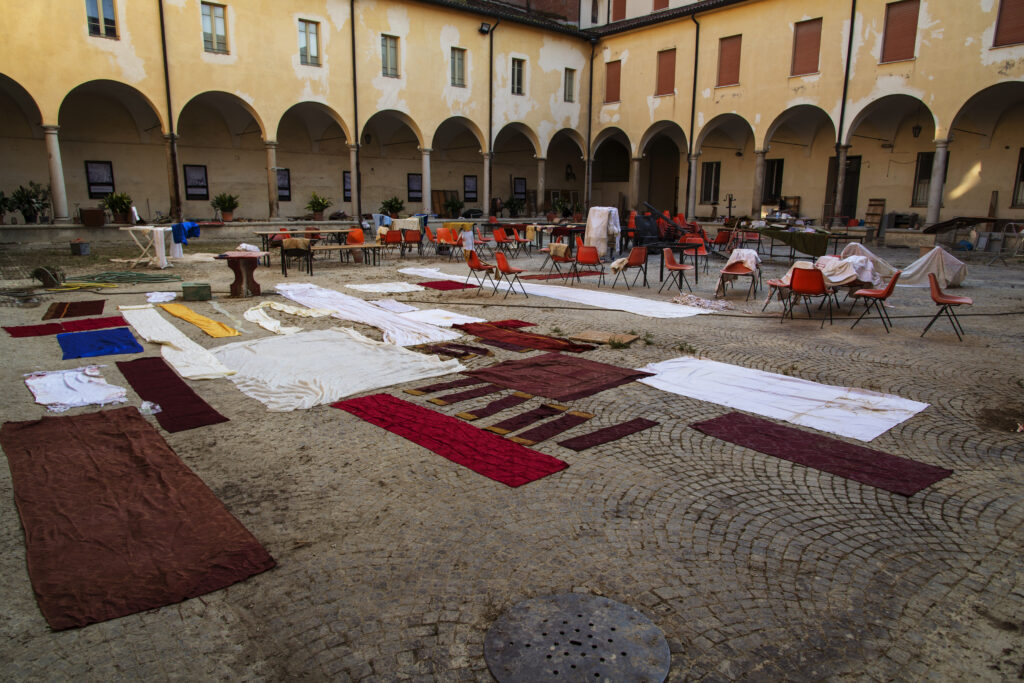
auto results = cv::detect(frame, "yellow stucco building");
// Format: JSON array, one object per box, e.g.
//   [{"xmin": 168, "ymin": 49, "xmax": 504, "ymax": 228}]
[{"xmin": 1, "ymin": 0, "xmax": 1021, "ymax": 228}]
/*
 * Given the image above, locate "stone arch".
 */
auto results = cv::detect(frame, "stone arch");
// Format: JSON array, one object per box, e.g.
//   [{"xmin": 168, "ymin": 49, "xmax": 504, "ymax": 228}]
[
  {"xmin": 544, "ymin": 127, "xmax": 585, "ymax": 159},
  {"xmin": 430, "ymin": 116, "xmax": 486, "ymax": 153},
  {"xmin": 763, "ymin": 105, "xmax": 836, "ymax": 152},
  {"xmin": 276, "ymin": 101, "xmax": 352, "ymax": 151},
  {"xmin": 844, "ymin": 94, "xmax": 935, "ymax": 146},
  {"xmin": 694, "ymin": 113, "xmax": 754, "ymax": 155}
]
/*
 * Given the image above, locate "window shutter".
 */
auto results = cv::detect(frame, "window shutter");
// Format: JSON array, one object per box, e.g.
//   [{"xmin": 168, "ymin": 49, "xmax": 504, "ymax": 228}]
[
  {"xmin": 881, "ymin": 0, "xmax": 919, "ymax": 63},
  {"xmin": 995, "ymin": 0, "xmax": 1024, "ymax": 47},
  {"xmin": 605, "ymin": 61, "xmax": 621, "ymax": 102},
  {"xmin": 612, "ymin": 0, "xmax": 626, "ymax": 22},
  {"xmin": 791, "ymin": 18, "xmax": 822, "ymax": 75},
  {"xmin": 717, "ymin": 35, "xmax": 741, "ymax": 86},
  {"xmin": 653, "ymin": 0, "xmax": 668, "ymax": 11},
  {"xmin": 656, "ymin": 49, "xmax": 675, "ymax": 95}
]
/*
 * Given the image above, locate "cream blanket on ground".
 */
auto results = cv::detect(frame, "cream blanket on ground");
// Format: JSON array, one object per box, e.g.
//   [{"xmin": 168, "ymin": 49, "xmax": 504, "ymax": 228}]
[
  {"xmin": 210, "ymin": 328, "xmax": 464, "ymax": 411},
  {"xmin": 118, "ymin": 304, "xmax": 234, "ymax": 380},
  {"xmin": 398, "ymin": 309, "xmax": 487, "ymax": 327}
]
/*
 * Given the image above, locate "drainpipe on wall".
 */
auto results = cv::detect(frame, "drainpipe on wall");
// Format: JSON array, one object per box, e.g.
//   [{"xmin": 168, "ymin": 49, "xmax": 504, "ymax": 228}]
[
  {"xmin": 487, "ymin": 19, "xmax": 501, "ymax": 216},
  {"xmin": 834, "ymin": 0, "xmax": 857, "ymax": 227},
  {"xmin": 157, "ymin": 0, "xmax": 181, "ymax": 220},
  {"xmin": 351, "ymin": 0, "xmax": 362, "ymax": 220},
  {"xmin": 686, "ymin": 12, "xmax": 700, "ymax": 218},
  {"xmin": 585, "ymin": 38, "xmax": 595, "ymax": 208}
]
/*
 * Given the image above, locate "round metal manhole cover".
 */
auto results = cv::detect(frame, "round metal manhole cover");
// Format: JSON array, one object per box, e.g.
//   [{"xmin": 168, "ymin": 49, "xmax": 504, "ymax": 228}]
[{"xmin": 484, "ymin": 593, "xmax": 670, "ymax": 682}]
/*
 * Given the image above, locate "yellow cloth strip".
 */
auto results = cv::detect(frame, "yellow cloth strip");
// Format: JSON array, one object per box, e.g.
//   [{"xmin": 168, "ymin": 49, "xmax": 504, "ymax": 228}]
[{"xmin": 159, "ymin": 303, "xmax": 240, "ymax": 338}]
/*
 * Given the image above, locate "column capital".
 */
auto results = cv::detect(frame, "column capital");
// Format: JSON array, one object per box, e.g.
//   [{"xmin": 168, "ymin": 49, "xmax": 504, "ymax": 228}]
[
  {"xmin": 482, "ymin": 151, "xmax": 493, "ymax": 160},
  {"xmin": 535, "ymin": 156, "xmax": 547, "ymax": 162},
  {"xmin": 348, "ymin": 143, "xmax": 360, "ymax": 152},
  {"xmin": 42, "ymin": 124, "xmax": 60, "ymax": 134},
  {"xmin": 419, "ymin": 146, "xmax": 432, "ymax": 154},
  {"xmin": 836, "ymin": 144, "xmax": 851, "ymax": 152},
  {"xmin": 163, "ymin": 133, "xmax": 179, "ymax": 143},
  {"xmin": 263, "ymin": 140, "xmax": 278, "ymax": 148},
  {"xmin": 754, "ymin": 148, "xmax": 768, "ymax": 157},
  {"xmin": 933, "ymin": 138, "xmax": 950, "ymax": 149}
]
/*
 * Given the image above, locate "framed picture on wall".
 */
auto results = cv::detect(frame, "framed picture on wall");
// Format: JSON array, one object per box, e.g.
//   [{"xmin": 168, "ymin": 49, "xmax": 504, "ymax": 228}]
[
  {"xmin": 277, "ymin": 168, "xmax": 291, "ymax": 202},
  {"xmin": 183, "ymin": 164, "xmax": 209, "ymax": 200},
  {"xmin": 408, "ymin": 173, "xmax": 423, "ymax": 202},
  {"xmin": 343, "ymin": 171, "xmax": 351, "ymax": 202},
  {"xmin": 464, "ymin": 175, "xmax": 477, "ymax": 202},
  {"xmin": 85, "ymin": 161, "xmax": 115, "ymax": 199}
]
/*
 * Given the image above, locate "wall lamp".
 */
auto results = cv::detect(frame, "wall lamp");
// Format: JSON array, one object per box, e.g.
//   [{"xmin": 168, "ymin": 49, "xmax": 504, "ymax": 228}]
[
  {"xmin": 479, "ymin": 22, "xmax": 491, "ymax": 35},
  {"xmin": 912, "ymin": 123, "xmax": 922, "ymax": 138}
]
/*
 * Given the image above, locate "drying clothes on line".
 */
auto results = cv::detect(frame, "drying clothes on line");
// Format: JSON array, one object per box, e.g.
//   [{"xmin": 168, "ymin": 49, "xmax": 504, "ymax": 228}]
[
  {"xmin": 345, "ymin": 282, "xmax": 426, "ymax": 293},
  {"xmin": 399, "ymin": 267, "xmax": 709, "ymax": 319},
  {"xmin": 118, "ymin": 304, "xmax": 235, "ymax": 380},
  {"xmin": 898, "ymin": 246, "xmax": 967, "ymax": 288},
  {"xmin": 57, "ymin": 327, "xmax": 144, "ymax": 360},
  {"xmin": 637, "ymin": 356, "xmax": 929, "ymax": 442},
  {"xmin": 23, "ymin": 365, "xmax": 127, "ymax": 413},
  {"xmin": 276, "ymin": 282, "xmax": 461, "ymax": 346},
  {"xmin": 371, "ymin": 213, "xmax": 392, "ymax": 228},
  {"xmin": 159, "ymin": 303, "xmax": 239, "ymax": 338},
  {"xmin": 370, "ymin": 299, "xmax": 419, "ymax": 313},
  {"xmin": 171, "ymin": 221, "xmax": 200, "ymax": 245},
  {"xmin": 211, "ymin": 327, "xmax": 464, "ymax": 411},
  {"xmin": 399, "ymin": 309, "xmax": 487, "ymax": 327},
  {"xmin": 147, "ymin": 292, "xmax": 177, "ymax": 303}
]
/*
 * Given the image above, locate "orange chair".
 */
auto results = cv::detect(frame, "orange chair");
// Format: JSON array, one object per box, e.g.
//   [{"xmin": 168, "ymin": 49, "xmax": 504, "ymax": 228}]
[
  {"xmin": 611, "ymin": 246, "xmax": 649, "ymax": 289},
  {"xmin": 762, "ymin": 262, "xmax": 813, "ymax": 313},
  {"xmin": 679, "ymin": 235, "xmax": 710, "ymax": 281},
  {"xmin": 436, "ymin": 227, "xmax": 463, "ymax": 261},
  {"xmin": 493, "ymin": 251, "xmax": 528, "ymax": 299},
  {"xmin": 659, "ymin": 248, "xmax": 694, "ymax": 293},
  {"xmin": 381, "ymin": 228, "xmax": 403, "ymax": 257},
  {"xmin": 488, "ymin": 215, "xmax": 498, "ymax": 224},
  {"xmin": 575, "ymin": 235, "xmax": 585, "ymax": 251},
  {"xmin": 544, "ymin": 238, "xmax": 574, "ymax": 277},
  {"xmin": 921, "ymin": 273, "xmax": 973, "ymax": 341},
  {"xmin": 741, "ymin": 231, "xmax": 762, "ymax": 253},
  {"xmin": 570, "ymin": 245, "xmax": 606, "ymax": 286},
  {"xmin": 492, "ymin": 227, "xmax": 518, "ymax": 256},
  {"xmin": 464, "ymin": 249, "xmax": 496, "ymax": 293},
  {"xmin": 709, "ymin": 229, "xmax": 732, "ymax": 253},
  {"xmin": 784, "ymin": 267, "xmax": 836, "ymax": 328},
  {"xmin": 512, "ymin": 228, "xmax": 533, "ymax": 256},
  {"xmin": 474, "ymin": 226, "xmax": 495, "ymax": 256},
  {"xmin": 401, "ymin": 229, "xmax": 422, "ymax": 257},
  {"xmin": 850, "ymin": 271, "xmax": 902, "ymax": 333},
  {"xmin": 423, "ymin": 226, "xmax": 438, "ymax": 255},
  {"xmin": 716, "ymin": 260, "xmax": 759, "ymax": 300}
]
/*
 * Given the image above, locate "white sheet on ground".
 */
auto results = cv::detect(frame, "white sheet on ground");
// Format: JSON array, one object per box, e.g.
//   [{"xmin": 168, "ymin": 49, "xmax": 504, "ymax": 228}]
[
  {"xmin": 243, "ymin": 300, "xmax": 333, "ymax": 335},
  {"xmin": 211, "ymin": 327, "xmax": 464, "ymax": 411},
  {"xmin": 345, "ymin": 282, "xmax": 426, "ymax": 293},
  {"xmin": 840, "ymin": 243, "xmax": 897, "ymax": 282},
  {"xmin": 370, "ymin": 299, "xmax": 419, "ymax": 313},
  {"xmin": 24, "ymin": 365, "xmax": 127, "ymax": 413},
  {"xmin": 898, "ymin": 246, "xmax": 967, "ymax": 288},
  {"xmin": 118, "ymin": 304, "xmax": 234, "ymax": 379},
  {"xmin": 398, "ymin": 308, "xmax": 486, "ymax": 327},
  {"xmin": 146, "ymin": 291, "xmax": 176, "ymax": 303},
  {"xmin": 398, "ymin": 267, "xmax": 709, "ymax": 319},
  {"xmin": 275, "ymin": 282, "xmax": 461, "ymax": 345},
  {"xmin": 637, "ymin": 356, "xmax": 929, "ymax": 442}
]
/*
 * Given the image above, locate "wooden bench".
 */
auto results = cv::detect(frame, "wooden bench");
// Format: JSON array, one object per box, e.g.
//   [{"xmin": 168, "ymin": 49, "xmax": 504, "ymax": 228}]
[{"xmin": 310, "ymin": 243, "xmax": 383, "ymax": 270}]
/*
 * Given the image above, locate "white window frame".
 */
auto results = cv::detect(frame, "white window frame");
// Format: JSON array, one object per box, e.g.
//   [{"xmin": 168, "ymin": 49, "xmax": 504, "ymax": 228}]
[
  {"xmin": 86, "ymin": 0, "xmax": 118, "ymax": 38},
  {"xmin": 299, "ymin": 19, "xmax": 320, "ymax": 66},
  {"xmin": 564, "ymin": 68, "xmax": 576, "ymax": 102},
  {"xmin": 451, "ymin": 47, "xmax": 466, "ymax": 87},
  {"xmin": 201, "ymin": 2, "xmax": 228, "ymax": 54},
  {"xmin": 382, "ymin": 35, "xmax": 399, "ymax": 77}
]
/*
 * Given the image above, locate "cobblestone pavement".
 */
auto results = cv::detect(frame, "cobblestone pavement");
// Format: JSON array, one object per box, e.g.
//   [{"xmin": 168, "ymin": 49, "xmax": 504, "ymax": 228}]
[{"xmin": 0, "ymin": 240, "xmax": 1022, "ymax": 681}]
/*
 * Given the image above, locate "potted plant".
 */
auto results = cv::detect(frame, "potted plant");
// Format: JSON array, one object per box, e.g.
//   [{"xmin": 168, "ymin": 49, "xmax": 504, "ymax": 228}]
[
  {"xmin": 12, "ymin": 182, "xmax": 52, "ymax": 224},
  {"xmin": 505, "ymin": 197, "xmax": 525, "ymax": 218},
  {"xmin": 379, "ymin": 196, "xmax": 404, "ymax": 218},
  {"xmin": 102, "ymin": 191, "xmax": 133, "ymax": 224},
  {"xmin": 305, "ymin": 192, "xmax": 333, "ymax": 220},
  {"xmin": 211, "ymin": 192, "xmax": 240, "ymax": 221},
  {"xmin": 443, "ymin": 196, "xmax": 464, "ymax": 219}
]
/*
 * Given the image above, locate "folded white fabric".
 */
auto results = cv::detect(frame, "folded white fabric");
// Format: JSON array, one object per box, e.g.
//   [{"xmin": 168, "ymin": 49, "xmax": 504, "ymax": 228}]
[
  {"xmin": 118, "ymin": 304, "xmax": 234, "ymax": 380},
  {"xmin": 840, "ymin": 243, "xmax": 898, "ymax": 282},
  {"xmin": 370, "ymin": 299, "xmax": 419, "ymax": 313},
  {"xmin": 24, "ymin": 365, "xmax": 127, "ymax": 413},
  {"xmin": 146, "ymin": 291, "xmax": 176, "ymax": 303},
  {"xmin": 637, "ymin": 356, "xmax": 929, "ymax": 442},
  {"xmin": 345, "ymin": 282, "xmax": 426, "ymax": 293},
  {"xmin": 211, "ymin": 327, "xmax": 464, "ymax": 411},
  {"xmin": 398, "ymin": 308, "xmax": 486, "ymax": 327}
]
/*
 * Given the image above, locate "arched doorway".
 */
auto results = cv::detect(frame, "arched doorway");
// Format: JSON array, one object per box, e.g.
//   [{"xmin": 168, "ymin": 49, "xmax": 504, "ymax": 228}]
[
  {"xmin": 431, "ymin": 116, "xmax": 485, "ymax": 217},
  {"xmin": 639, "ymin": 121, "xmax": 687, "ymax": 216},
  {"xmin": 277, "ymin": 103, "xmax": 351, "ymax": 216},
  {"xmin": 591, "ymin": 127, "xmax": 631, "ymax": 213},
  {"xmin": 360, "ymin": 110, "xmax": 423, "ymax": 216},
  {"xmin": 0, "ymin": 74, "xmax": 47, "ymax": 222},
  {"xmin": 492, "ymin": 123, "xmax": 539, "ymax": 217},
  {"xmin": 763, "ymin": 105, "xmax": 836, "ymax": 222},
  {"xmin": 544, "ymin": 128, "xmax": 586, "ymax": 216},
  {"xmin": 694, "ymin": 114, "xmax": 754, "ymax": 220}
]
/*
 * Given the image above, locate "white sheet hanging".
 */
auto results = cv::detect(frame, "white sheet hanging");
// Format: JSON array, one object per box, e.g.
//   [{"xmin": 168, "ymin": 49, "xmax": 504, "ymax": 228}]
[
  {"xmin": 345, "ymin": 282, "xmax": 426, "ymax": 293},
  {"xmin": 24, "ymin": 365, "xmax": 127, "ymax": 413},
  {"xmin": 211, "ymin": 327, "xmax": 464, "ymax": 411},
  {"xmin": 275, "ymin": 282, "xmax": 461, "ymax": 346},
  {"xmin": 398, "ymin": 267, "xmax": 709, "ymax": 319},
  {"xmin": 370, "ymin": 299, "xmax": 419, "ymax": 313},
  {"xmin": 584, "ymin": 207, "xmax": 621, "ymax": 258},
  {"xmin": 118, "ymin": 304, "xmax": 234, "ymax": 380},
  {"xmin": 398, "ymin": 309, "xmax": 487, "ymax": 327},
  {"xmin": 898, "ymin": 246, "xmax": 967, "ymax": 288},
  {"xmin": 637, "ymin": 356, "xmax": 929, "ymax": 442}
]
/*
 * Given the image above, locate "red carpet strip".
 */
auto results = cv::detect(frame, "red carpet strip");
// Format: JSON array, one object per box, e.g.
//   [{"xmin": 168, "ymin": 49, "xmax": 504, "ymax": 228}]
[
  {"xmin": 690, "ymin": 412, "xmax": 952, "ymax": 496},
  {"xmin": 4, "ymin": 316, "xmax": 128, "ymax": 338},
  {"xmin": 508, "ymin": 410, "xmax": 595, "ymax": 446},
  {"xmin": 466, "ymin": 352, "xmax": 654, "ymax": 401},
  {"xmin": 418, "ymin": 280, "xmax": 478, "ymax": 291},
  {"xmin": 453, "ymin": 323, "xmax": 596, "ymax": 353},
  {"xmin": 42, "ymin": 300, "xmax": 105, "ymax": 320},
  {"xmin": 488, "ymin": 320, "xmax": 536, "ymax": 329},
  {"xmin": 484, "ymin": 403, "xmax": 568, "ymax": 435},
  {"xmin": 428, "ymin": 384, "xmax": 505, "ymax": 406},
  {"xmin": 117, "ymin": 357, "xmax": 229, "ymax": 432},
  {"xmin": 456, "ymin": 392, "xmax": 534, "ymax": 420},
  {"xmin": 520, "ymin": 270, "xmax": 604, "ymax": 281},
  {"xmin": 404, "ymin": 377, "xmax": 483, "ymax": 396},
  {"xmin": 0, "ymin": 407, "xmax": 275, "ymax": 630},
  {"xmin": 332, "ymin": 393, "xmax": 568, "ymax": 487},
  {"xmin": 558, "ymin": 418, "xmax": 659, "ymax": 451}
]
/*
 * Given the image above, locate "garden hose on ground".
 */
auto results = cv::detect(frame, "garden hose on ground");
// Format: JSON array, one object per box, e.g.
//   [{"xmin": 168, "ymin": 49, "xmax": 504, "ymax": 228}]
[{"xmin": 47, "ymin": 271, "xmax": 183, "ymax": 292}]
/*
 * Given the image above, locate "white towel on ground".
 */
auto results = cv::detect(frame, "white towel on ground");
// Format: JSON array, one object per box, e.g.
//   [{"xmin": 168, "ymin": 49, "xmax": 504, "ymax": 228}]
[{"xmin": 118, "ymin": 304, "xmax": 234, "ymax": 380}]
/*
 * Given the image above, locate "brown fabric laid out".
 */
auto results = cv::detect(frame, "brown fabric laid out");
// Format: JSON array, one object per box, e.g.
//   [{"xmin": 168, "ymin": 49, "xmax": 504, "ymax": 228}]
[
  {"xmin": 42, "ymin": 300, "xmax": 105, "ymax": 320},
  {"xmin": 558, "ymin": 417, "xmax": 659, "ymax": 451},
  {"xmin": 0, "ymin": 407, "xmax": 275, "ymax": 630},
  {"xmin": 484, "ymin": 403, "xmax": 568, "ymax": 435},
  {"xmin": 282, "ymin": 237, "xmax": 310, "ymax": 249},
  {"xmin": 508, "ymin": 410, "xmax": 595, "ymax": 446},
  {"xmin": 453, "ymin": 323, "xmax": 595, "ymax": 354},
  {"xmin": 465, "ymin": 352, "xmax": 654, "ymax": 401},
  {"xmin": 456, "ymin": 392, "xmax": 533, "ymax": 421},
  {"xmin": 404, "ymin": 377, "xmax": 483, "ymax": 396},
  {"xmin": 427, "ymin": 384, "xmax": 504, "ymax": 406}
]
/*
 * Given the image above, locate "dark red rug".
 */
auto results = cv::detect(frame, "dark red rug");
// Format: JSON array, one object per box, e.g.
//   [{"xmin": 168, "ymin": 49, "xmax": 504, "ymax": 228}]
[
  {"xmin": 520, "ymin": 270, "xmax": 603, "ymax": 280},
  {"xmin": 419, "ymin": 280, "xmax": 478, "ymax": 291},
  {"xmin": 0, "ymin": 407, "xmax": 275, "ymax": 630},
  {"xmin": 456, "ymin": 392, "xmax": 534, "ymax": 420},
  {"xmin": 404, "ymin": 377, "xmax": 484, "ymax": 396},
  {"xmin": 5, "ymin": 316, "xmax": 128, "ymax": 338},
  {"xmin": 558, "ymin": 418, "xmax": 659, "ymax": 451},
  {"xmin": 509, "ymin": 410, "xmax": 595, "ymax": 446},
  {"xmin": 690, "ymin": 412, "xmax": 953, "ymax": 496},
  {"xmin": 483, "ymin": 403, "xmax": 568, "ymax": 435},
  {"xmin": 332, "ymin": 394, "xmax": 568, "ymax": 487},
  {"xmin": 453, "ymin": 323, "xmax": 595, "ymax": 353},
  {"xmin": 466, "ymin": 352, "xmax": 654, "ymax": 401},
  {"xmin": 488, "ymin": 320, "xmax": 536, "ymax": 329},
  {"xmin": 428, "ymin": 384, "xmax": 505, "ymax": 406},
  {"xmin": 418, "ymin": 342, "xmax": 493, "ymax": 359},
  {"xmin": 117, "ymin": 357, "xmax": 229, "ymax": 432},
  {"xmin": 42, "ymin": 300, "xmax": 105, "ymax": 320}
]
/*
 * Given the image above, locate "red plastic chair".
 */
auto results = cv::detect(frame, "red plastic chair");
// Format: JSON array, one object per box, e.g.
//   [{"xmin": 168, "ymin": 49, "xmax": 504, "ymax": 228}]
[
  {"xmin": 659, "ymin": 248, "xmax": 693, "ymax": 293},
  {"xmin": 709, "ymin": 229, "xmax": 732, "ymax": 253},
  {"xmin": 921, "ymin": 273, "xmax": 973, "ymax": 341},
  {"xmin": 785, "ymin": 267, "xmax": 836, "ymax": 328},
  {"xmin": 464, "ymin": 249, "xmax": 496, "ymax": 293},
  {"xmin": 545, "ymin": 238, "xmax": 574, "ymax": 276},
  {"xmin": 716, "ymin": 261, "xmax": 759, "ymax": 300},
  {"xmin": 401, "ymin": 229, "xmax": 422, "ymax": 257},
  {"xmin": 492, "ymin": 227, "xmax": 518, "ymax": 256},
  {"xmin": 423, "ymin": 226, "xmax": 438, "ymax": 255},
  {"xmin": 474, "ymin": 226, "xmax": 494, "ymax": 256},
  {"xmin": 381, "ymin": 229, "xmax": 403, "ymax": 257},
  {"xmin": 436, "ymin": 227, "xmax": 463, "ymax": 261},
  {"xmin": 850, "ymin": 271, "xmax": 902, "ymax": 333},
  {"xmin": 493, "ymin": 251, "xmax": 528, "ymax": 299},
  {"xmin": 679, "ymin": 235, "xmax": 709, "ymax": 279},
  {"xmin": 611, "ymin": 246, "xmax": 649, "ymax": 289},
  {"xmin": 512, "ymin": 228, "xmax": 533, "ymax": 256},
  {"xmin": 570, "ymin": 245, "xmax": 606, "ymax": 286}
]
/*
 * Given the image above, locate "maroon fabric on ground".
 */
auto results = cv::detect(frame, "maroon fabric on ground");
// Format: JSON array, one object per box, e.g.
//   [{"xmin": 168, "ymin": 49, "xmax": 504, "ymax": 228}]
[
  {"xmin": 558, "ymin": 418, "xmax": 659, "ymax": 451},
  {"xmin": 42, "ymin": 300, "xmax": 105, "ymax": 320},
  {"xmin": 0, "ymin": 407, "xmax": 275, "ymax": 630},
  {"xmin": 419, "ymin": 342, "xmax": 493, "ymax": 359},
  {"xmin": 5, "ymin": 316, "xmax": 129, "ymax": 338},
  {"xmin": 418, "ymin": 280, "xmax": 478, "ymax": 291},
  {"xmin": 456, "ymin": 392, "xmax": 533, "ymax": 420},
  {"xmin": 428, "ymin": 384, "xmax": 505, "ymax": 405},
  {"xmin": 488, "ymin": 320, "xmax": 536, "ymax": 329},
  {"xmin": 510, "ymin": 411, "xmax": 594, "ymax": 446},
  {"xmin": 453, "ymin": 323, "xmax": 596, "ymax": 354},
  {"xmin": 690, "ymin": 412, "xmax": 952, "ymax": 496},
  {"xmin": 466, "ymin": 352, "xmax": 654, "ymax": 401},
  {"xmin": 404, "ymin": 377, "xmax": 483, "ymax": 396},
  {"xmin": 116, "ymin": 357, "xmax": 229, "ymax": 432},
  {"xmin": 4, "ymin": 322, "xmax": 63, "ymax": 337},
  {"xmin": 520, "ymin": 270, "xmax": 603, "ymax": 281},
  {"xmin": 332, "ymin": 393, "xmax": 568, "ymax": 487},
  {"xmin": 484, "ymin": 404, "xmax": 566, "ymax": 435}
]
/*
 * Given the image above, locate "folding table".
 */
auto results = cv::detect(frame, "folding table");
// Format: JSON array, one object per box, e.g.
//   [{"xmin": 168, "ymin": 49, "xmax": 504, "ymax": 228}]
[{"xmin": 119, "ymin": 226, "xmax": 174, "ymax": 269}]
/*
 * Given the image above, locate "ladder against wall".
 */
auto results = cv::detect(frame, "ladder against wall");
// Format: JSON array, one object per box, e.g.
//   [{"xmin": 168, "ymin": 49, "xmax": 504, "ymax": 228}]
[{"xmin": 865, "ymin": 198, "xmax": 885, "ymax": 242}]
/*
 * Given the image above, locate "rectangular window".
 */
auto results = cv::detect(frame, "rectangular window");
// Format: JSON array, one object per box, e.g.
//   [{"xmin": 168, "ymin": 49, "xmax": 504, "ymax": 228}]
[
  {"xmin": 408, "ymin": 173, "xmax": 422, "ymax": 203},
  {"xmin": 464, "ymin": 175, "xmax": 478, "ymax": 202},
  {"xmin": 381, "ymin": 35, "xmax": 398, "ymax": 77},
  {"xmin": 451, "ymin": 47, "xmax": 466, "ymax": 87},
  {"xmin": 299, "ymin": 20, "xmax": 320, "ymax": 66},
  {"xmin": 86, "ymin": 0, "xmax": 117, "ymax": 38},
  {"xmin": 717, "ymin": 35, "xmax": 742, "ymax": 86},
  {"xmin": 277, "ymin": 169, "xmax": 291, "ymax": 202},
  {"xmin": 995, "ymin": 0, "xmax": 1024, "ymax": 47},
  {"xmin": 791, "ymin": 18, "xmax": 822, "ymax": 75},
  {"xmin": 605, "ymin": 60, "xmax": 621, "ymax": 103},
  {"xmin": 911, "ymin": 151, "xmax": 949, "ymax": 206},
  {"xmin": 653, "ymin": 0, "xmax": 668, "ymax": 10},
  {"xmin": 612, "ymin": 0, "xmax": 626, "ymax": 22},
  {"xmin": 700, "ymin": 161, "xmax": 720, "ymax": 204},
  {"xmin": 762, "ymin": 159, "xmax": 784, "ymax": 205},
  {"xmin": 564, "ymin": 68, "xmax": 576, "ymax": 103},
  {"xmin": 656, "ymin": 49, "xmax": 675, "ymax": 96},
  {"xmin": 881, "ymin": 0, "xmax": 919, "ymax": 63},
  {"xmin": 511, "ymin": 58, "xmax": 525, "ymax": 95},
  {"xmin": 85, "ymin": 160, "xmax": 115, "ymax": 198},
  {"xmin": 1013, "ymin": 148, "xmax": 1024, "ymax": 207},
  {"xmin": 183, "ymin": 164, "xmax": 209, "ymax": 200},
  {"xmin": 201, "ymin": 3, "xmax": 228, "ymax": 54},
  {"xmin": 343, "ymin": 171, "xmax": 351, "ymax": 202},
  {"xmin": 513, "ymin": 177, "xmax": 527, "ymax": 200}
]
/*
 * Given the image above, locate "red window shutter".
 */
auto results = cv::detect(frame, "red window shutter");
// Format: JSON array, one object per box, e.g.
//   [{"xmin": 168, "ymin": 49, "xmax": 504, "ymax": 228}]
[
  {"xmin": 653, "ymin": 0, "xmax": 668, "ymax": 11},
  {"xmin": 881, "ymin": 0, "xmax": 919, "ymax": 63},
  {"xmin": 717, "ymin": 35, "xmax": 742, "ymax": 86},
  {"xmin": 995, "ymin": 0, "xmax": 1024, "ymax": 47},
  {"xmin": 612, "ymin": 0, "xmax": 626, "ymax": 21},
  {"xmin": 791, "ymin": 18, "xmax": 822, "ymax": 75},
  {"xmin": 605, "ymin": 60, "xmax": 621, "ymax": 102},
  {"xmin": 656, "ymin": 49, "xmax": 675, "ymax": 95}
]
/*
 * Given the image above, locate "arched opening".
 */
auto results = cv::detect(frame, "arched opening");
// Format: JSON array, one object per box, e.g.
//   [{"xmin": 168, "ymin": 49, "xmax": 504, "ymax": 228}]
[
  {"xmin": 0, "ymin": 74, "xmax": 46, "ymax": 221},
  {"xmin": 492, "ymin": 122, "xmax": 539, "ymax": 216},
  {"xmin": 360, "ymin": 110, "xmax": 424, "ymax": 216},
  {"xmin": 591, "ymin": 127, "xmax": 631, "ymax": 213},
  {"xmin": 277, "ymin": 102, "xmax": 351, "ymax": 215},
  {"xmin": 694, "ymin": 114, "xmax": 754, "ymax": 219},
  {"xmin": 639, "ymin": 121, "xmax": 688, "ymax": 216},
  {"xmin": 544, "ymin": 128, "xmax": 585, "ymax": 215},
  {"xmin": 763, "ymin": 105, "xmax": 836, "ymax": 222},
  {"xmin": 431, "ymin": 117, "xmax": 486, "ymax": 216}
]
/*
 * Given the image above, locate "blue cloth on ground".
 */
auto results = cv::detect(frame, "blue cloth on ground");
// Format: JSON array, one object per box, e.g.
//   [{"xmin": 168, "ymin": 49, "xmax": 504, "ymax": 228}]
[
  {"xmin": 171, "ymin": 221, "xmax": 201, "ymax": 245},
  {"xmin": 57, "ymin": 328, "xmax": 144, "ymax": 360}
]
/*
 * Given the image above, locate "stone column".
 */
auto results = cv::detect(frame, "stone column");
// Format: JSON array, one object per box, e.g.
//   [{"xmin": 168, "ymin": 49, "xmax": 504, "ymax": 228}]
[
  {"xmin": 677, "ymin": 152, "xmax": 689, "ymax": 217},
  {"xmin": 751, "ymin": 149, "xmax": 767, "ymax": 218},
  {"xmin": 926, "ymin": 139, "xmax": 949, "ymax": 226},
  {"xmin": 348, "ymin": 144, "xmax": 360, "ymax": 214},
  {"xmin": 164, "ymin": 133, "xmax": 182, "ymax": 220},
  {"xmin": 536, "ymin": 157, "xmax": 546, "ymax": 214},
  {"xmin": 482, "ymin": 152, "xmax": 492, "ymax": 216},
  {"xmin": 43, "ymin": 125, "xmax": 69, "ymax": 223},
  {"xmin": 265, "ymin": 141, "xmax": 279, "ymax": 219},
  {"xmin": 420, "ymin": 147, "xmax": 432, "ymax": 214},
  {"xmin": 628, "ymin": 157, "xmax": 641, "ymax": 212},
  {"xmin": 832, "ymin": 145, "xmax": 849, "ymax": 227},
  {"xmin": 686, "ymin": 154, "xmax": 699, "ymax": 219},
  {"xmin": 585, "ymin": 156, "xmax": 593, "ymax": 209}
]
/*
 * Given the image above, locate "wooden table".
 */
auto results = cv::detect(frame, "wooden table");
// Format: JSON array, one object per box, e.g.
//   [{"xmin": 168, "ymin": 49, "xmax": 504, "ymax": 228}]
[
  {"xmin": 216, "ymin": 251, "xmax": 269, "ymax": 297},
  {"xmin": 253, "ymin": 228, "xmax": 354, "ymax": 264}
]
